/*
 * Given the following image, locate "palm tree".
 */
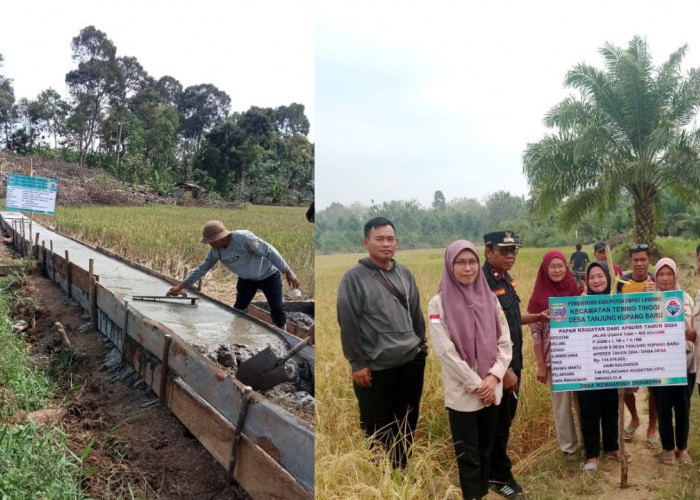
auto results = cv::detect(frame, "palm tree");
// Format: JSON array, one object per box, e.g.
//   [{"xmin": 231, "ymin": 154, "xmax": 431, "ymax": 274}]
[{"xmin": 523, "ymin": 36, "xmax": 700, "ymax": 249}]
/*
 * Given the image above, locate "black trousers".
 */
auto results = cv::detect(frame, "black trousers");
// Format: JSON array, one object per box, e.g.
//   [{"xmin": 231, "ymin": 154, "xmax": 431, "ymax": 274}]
[
  {"xmin": 448, "ymin": 405, "xmax": 499, "ymax": 500},
  {"xmin": 577, "ymin": 389, "xmax": 618, "ymax": 459},
  {"xmin": 488, "ymin": 372, "xmax": 519, "ymax": 483},
  {"xmin": 686, "ymin": 372, "xmax": 696, "ymax": 410},
  {"xmin": 653, "ymin": 381, "xmax": 690, "ymax": 451},
  {"xmin": 353, "ymin": 354, "xmax": 426, "ymax": 469},
  {"xmin": 233, "ymin": 272, "xmax": 286, "ymax": 328}
]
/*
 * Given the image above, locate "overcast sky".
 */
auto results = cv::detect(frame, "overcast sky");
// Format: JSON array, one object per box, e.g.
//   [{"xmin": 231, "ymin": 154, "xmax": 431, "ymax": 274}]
[
  {"xmin": 316, "ymin": 0, "xmax": 700, "ymax": 209},
  {"xmin": 0, "ymin": 0, "xmax": 313, "ymax": 134}
]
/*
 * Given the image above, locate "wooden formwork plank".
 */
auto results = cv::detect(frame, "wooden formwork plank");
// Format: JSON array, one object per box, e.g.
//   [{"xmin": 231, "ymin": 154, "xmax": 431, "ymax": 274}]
[
  {"xmin": 95, "ymin": 282, "xmax": 126, "ymax": 327},
  {"xmin": 166, "ymin": 336, "xmax": 314, "ymax": 491},
  {"xmin": 53, "ymin": 253, "xmax": 68, "ymax": 278},
  {"xmin": 125, "ymin": 308, "xmax": 169, "ymax": 361},
  {"xmin": 70, "ymin": 264, "xmax": 92, "ymax": 294},
  {"xmin": 45, "ymin": 251, "xmax": 55, "ymax": 282},
  {"xmin": 97, "ymin": 310, "xmax": 124, "ymax": 351},
  {"xmin": 34, "ymin": 236, "xmax": 313, "ymax": 493},
  {"xmin": 167, "ymin": 377, "xmax": 311, "ymax": 499},
  {"xmin": 125, "ymin": 335, "xmax": 157, "ymax": 387},
  {"xmin": 246, "ymin": 305, "xmax": 311, "ymax": 340},
  {"xmin": 71, "ymin": 286, "xmax": 90, "ymax": 311},
  {"xmin": 119, "ymin": 324, "xmax": 313, "ymax": 492}
]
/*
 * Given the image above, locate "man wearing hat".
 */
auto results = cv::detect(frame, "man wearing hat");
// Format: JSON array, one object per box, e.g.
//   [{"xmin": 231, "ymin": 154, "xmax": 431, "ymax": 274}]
[
  {"xmin": 593, "ymin": 241, "xmax": 622, "ymax": 277},
  {"xmin": 483, "ymin": 231, "xmax": 543, "ymax": 499},
  {"xmin": 167, "ymin": 220, "xmax": 300, "ymax": 328}
]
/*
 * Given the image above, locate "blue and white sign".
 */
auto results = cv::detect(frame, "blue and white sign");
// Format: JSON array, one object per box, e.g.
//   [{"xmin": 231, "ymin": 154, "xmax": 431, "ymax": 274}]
[
  {"xmin": 550, "ymin": 291, "xmax": 687, "ymax": 391},
  {"xmin": 6, "ymin": 174, "xmax": 58, "ymax": 215}
]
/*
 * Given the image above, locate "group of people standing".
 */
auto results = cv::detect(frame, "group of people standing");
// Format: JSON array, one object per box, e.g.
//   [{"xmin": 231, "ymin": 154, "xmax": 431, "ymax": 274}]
[{"xmin": 336, "ymin": 217, "xmax": 700, "ymax": 499}]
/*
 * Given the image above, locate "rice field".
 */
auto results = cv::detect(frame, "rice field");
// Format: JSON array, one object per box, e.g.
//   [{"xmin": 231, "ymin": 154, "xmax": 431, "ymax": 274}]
[
  {"xmin": 315, "ymin": 241, "xmax": 700, "ymax": 499},
  {"xmin": 32, "ymin": 204, "xmax": 314, "ymax": 302}
]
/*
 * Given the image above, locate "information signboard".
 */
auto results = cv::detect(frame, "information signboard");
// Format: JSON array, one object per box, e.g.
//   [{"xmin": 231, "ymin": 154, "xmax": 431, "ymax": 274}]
[
  {"xmin": 549, "ymin": 291, "xmax": 686, "ymax": 392},
  {"xmin": 5, "ymin": 174, "xmax": 58, "ymax": 215}
]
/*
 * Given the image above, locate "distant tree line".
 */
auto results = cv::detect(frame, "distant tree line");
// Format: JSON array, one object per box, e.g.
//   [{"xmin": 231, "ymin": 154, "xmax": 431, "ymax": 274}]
[
  {"xmin": 315, "ymin": 190, "xmax": 700, "ymax": 253},
  {"xmin": 0, "ymin": 26, "xmax": 313, "ymax": 205}
]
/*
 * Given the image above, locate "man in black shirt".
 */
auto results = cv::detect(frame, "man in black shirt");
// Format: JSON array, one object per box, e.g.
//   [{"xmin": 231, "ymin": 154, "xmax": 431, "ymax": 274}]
[
  {"xmin": 483, "ymin": 231, "xmax": 545, "ymax": 500},
  {"xmin": 569, "ymin": 243, "xmax": 589, "ymax": 287}
]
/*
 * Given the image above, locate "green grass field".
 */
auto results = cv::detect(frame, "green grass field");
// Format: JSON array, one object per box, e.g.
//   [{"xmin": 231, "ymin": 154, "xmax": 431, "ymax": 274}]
[
  {"xmin": 0, "ymin": 264, "xmax": 83, "ymax": 498},
  {"xmin": 316, "ymin": 241, "xmax": 700, "ymax": 499},
  {"xmin": 33, "ymin": 204, "xmax": 314, "ymax": 302}
]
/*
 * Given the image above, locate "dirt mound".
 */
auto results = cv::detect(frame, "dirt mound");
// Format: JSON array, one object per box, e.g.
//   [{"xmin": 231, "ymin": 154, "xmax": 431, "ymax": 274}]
[{"xmin": 0, "ymin": 151, "xmax": 244, "ymax": 209}]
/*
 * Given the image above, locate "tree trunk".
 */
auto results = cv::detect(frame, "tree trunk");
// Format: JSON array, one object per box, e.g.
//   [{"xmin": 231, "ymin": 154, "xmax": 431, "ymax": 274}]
[
  {"xmin": 115, "ymin": 120, "xmax": 122, "ymax": 169},
  {"xmin": 634, "ymin": 196, "xmax": 655, "ymax": 250}
]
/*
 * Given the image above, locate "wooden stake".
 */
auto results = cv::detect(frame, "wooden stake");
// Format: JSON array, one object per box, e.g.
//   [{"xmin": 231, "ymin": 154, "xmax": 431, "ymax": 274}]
[
  {"xmin": 50, "ymin": 241, "xmax": 55, "ymax": 282},
  {"xmin": 20, "ymin": 219, "xmax": 25, "ymax": 256},
  {"xmin": 618, "ymin": 388, "xmax": 628, "ymax": 488},
  {"xmin": 34, "ymin": 232, "xmax": 39, "ymax": 259},
  {"xmin": 228, "ymin": 385, "xmax": 253, "ymax": 483},
  {"xmin": 121, "ymin": 301, "xmax": 129, "ymax": 362},
  {"xmin": 89, "ymin": 259, "xmax": 97, "ymax": 329},
  {"xmin": 55, "ymin": 322, "xmax": 71, "ymax": 348},
  {"xmin": 160, "ymin": 334, "xmax": 172, "ymax": 403},
  {"xmin": 65, "ymin": 250, "xmax": 71, "ymax": 298}
]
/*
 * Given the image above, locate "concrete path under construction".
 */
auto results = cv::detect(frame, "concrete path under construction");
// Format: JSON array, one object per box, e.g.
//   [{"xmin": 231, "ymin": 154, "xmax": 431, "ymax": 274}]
[{"xmin": 2, "ymin": 212, "xmax": 288, "ymax": 352}]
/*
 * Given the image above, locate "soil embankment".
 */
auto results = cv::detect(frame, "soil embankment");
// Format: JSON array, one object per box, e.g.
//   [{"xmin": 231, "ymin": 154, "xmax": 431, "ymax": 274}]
[{"xmin": 3, "ymin": 241, "xmax": 250, "ymax": 498}]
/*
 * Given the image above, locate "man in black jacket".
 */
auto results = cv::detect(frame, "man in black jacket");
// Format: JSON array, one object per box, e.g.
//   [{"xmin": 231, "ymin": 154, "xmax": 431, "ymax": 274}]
[{"xmin": 483, "ymin": 231, "xmax": 544, "ymax": 499}]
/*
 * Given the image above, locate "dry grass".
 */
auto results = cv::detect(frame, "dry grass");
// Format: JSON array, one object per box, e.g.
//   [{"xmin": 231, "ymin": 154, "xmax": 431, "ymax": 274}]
[
  {"xmin": 316, "ymin": 244, "xmax": 700, "ymax": 499},
  {"xmin": 33, "ymin": 204, "xmax": 314, "ymax": 304}
]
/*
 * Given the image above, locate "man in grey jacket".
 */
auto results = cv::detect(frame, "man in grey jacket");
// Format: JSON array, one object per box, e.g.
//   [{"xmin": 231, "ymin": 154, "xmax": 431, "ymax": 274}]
[
  {"xmin": 168, "ymin": 220, "xmax": 300, "ymax": 328},
  {"xmin": 337, "ymin": 216, "xmax": 427, "ymax": 469}
]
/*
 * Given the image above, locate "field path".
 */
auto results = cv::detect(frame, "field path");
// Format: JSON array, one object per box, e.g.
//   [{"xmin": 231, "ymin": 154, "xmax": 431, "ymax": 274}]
[{"xmin": 581, "ymin": 392, "xmax": 666, "ymax": 498}]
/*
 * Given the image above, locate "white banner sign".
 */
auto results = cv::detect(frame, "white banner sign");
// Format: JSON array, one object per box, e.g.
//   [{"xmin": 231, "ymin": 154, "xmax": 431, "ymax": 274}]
[
  {"xmin": 549, "ymin": 291, "xmax": 687, "ymax": 391},
  {"xmin": 6, "ymin": 174, "xmax": 58, "ymax": 215}
]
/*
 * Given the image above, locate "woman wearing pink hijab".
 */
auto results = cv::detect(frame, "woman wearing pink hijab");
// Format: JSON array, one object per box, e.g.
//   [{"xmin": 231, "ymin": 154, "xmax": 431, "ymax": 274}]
[
  {"xmin": 528, "ymin": 250, "xmax": 582, "ymax": 454},
  {"xmin": 651, "ymin": 258, "xmax": 695, "ymax": 466},
  {"xmin": 429, "ymin": 240, "xmax": 512, "ymax": 499}
]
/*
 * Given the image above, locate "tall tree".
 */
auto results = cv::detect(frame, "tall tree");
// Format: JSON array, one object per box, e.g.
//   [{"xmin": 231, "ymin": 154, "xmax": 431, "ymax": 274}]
[
  {"xmin": 523, "ymin": 36, "xmax": 700, "ymax": 248},
  {"xmin": 65, "ymin": 26, "xmax": 119, "ymax": 165},
  {"xmin": 177, "ymin": 83, "xmax": 231, "ymax": 180},
  {"xmin": 33, "ymin": 89, "xmax": 70, "ymax": 148},
  {"xmin": 0, "ymin": 53, "xmax": 16, "ymax": 147},
  {"xmin": 157, "ymin": 75, "xmax": 182, "ymax": 106},
  {"xmin": 104, "ymin": 55, "xmax": 152, "ymax": 167},
  {"xmin": 484, "ymin": 191, "xmax": 525, "ymax": 228},
  {"xmin": 274, "ymin": 103, "xmax": 310, "ymax": 137},
  {"xmin": 13, "ymin": 97, "xmax": 42, "ymax": 151},
  {"xmin": 432, "ymin": 190, "xmax": 446, "ymax": 211}
]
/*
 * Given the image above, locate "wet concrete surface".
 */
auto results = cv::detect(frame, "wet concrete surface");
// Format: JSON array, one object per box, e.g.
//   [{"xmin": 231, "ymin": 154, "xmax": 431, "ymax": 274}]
[{"xmin": 3, "ymin": 212, "xmax": 289, "ymax": 353}]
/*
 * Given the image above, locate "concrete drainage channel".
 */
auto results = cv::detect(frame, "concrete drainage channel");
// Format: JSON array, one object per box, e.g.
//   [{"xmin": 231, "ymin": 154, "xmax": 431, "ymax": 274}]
[{"xmin": 2, "ymin": 212, "xmax": 314, "ymax": 499}]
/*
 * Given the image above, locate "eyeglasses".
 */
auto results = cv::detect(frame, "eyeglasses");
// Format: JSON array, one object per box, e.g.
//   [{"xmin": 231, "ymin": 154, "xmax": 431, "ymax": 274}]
[
  {"xmin": 629, "ymin": 243, "xmax": 649, "ymax": 252},
  {"xmin": 495, "ymin": 246, "xmax": 519, "ymax": 256},
  {"xmin": 454, "ymin": 258, "xmax": 480, "ymax": 267}
]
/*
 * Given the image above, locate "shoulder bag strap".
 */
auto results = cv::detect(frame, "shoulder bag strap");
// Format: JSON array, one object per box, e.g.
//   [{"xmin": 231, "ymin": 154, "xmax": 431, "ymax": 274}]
[{"xmin": 354, "ymin": 263, "xmax": 409, "ymax": 311}]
